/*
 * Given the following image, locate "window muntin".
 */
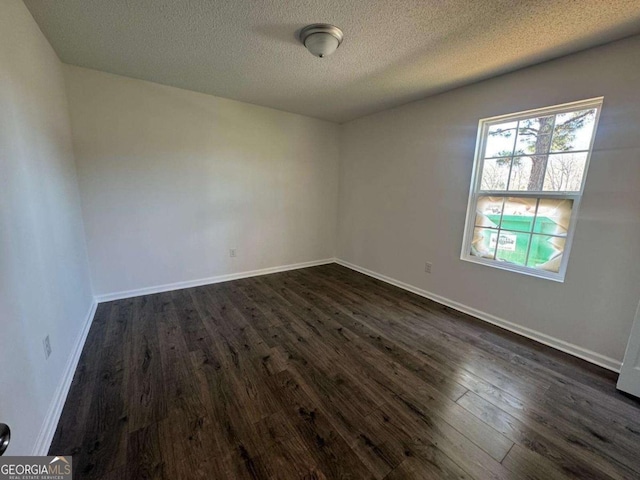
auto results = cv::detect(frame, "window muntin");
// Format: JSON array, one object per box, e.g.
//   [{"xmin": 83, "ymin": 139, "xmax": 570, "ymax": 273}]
[{"xmin": 462, "ymin": 98, "xmax": 603, "ymax": 281}]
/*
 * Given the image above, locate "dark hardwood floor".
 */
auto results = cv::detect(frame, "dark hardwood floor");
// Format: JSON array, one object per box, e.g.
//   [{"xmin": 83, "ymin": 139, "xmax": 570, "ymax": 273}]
[{"xmin": 50, "ymin": 264, "xmax": 640, "ymax": 479}]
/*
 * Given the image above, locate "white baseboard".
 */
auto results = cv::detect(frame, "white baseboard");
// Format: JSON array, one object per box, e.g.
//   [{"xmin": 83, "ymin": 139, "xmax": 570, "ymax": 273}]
[
  {"xmin": 32, "ymin": 258, "xmax": 334, "ymax": 455},
  {"xmin": 32, "ymin": 257, "xmax": 620, "ymax": 456},
  {"xmin": 95, "ymin": 258, "xmax": 336, "ymax": 303},
  {"xmin": 32, "ymin": 299, "xmax": 98, "ymax": 456},
  {"xmin": 335, "ymin": 258, "xmax": 621, "ymax": 373}
]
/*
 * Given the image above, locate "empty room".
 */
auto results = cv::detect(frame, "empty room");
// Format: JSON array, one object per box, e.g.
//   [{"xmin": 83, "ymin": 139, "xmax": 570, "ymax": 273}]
[{"xmin": 2, "ymin": 0, "xmax": 640, "ymax": 478}]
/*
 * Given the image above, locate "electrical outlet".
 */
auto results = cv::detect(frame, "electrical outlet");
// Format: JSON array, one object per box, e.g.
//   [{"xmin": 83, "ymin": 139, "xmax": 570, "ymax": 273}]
[
  {"xmin": 229, "ymin": 248, "xmax": 237, "ymax": 258},
  {"xmin": 43, "ymin": 335, "xmax": 52, "ymax": 359},
  {"xmin": 425, "ymin": 262, "xmax": 432, "ymax": 274}
]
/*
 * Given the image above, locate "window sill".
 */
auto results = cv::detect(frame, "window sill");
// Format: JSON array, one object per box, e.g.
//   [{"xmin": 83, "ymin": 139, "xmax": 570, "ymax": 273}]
[{"xmin": 461, "ymin": 255, "xmax": 566, "ymax": 282}]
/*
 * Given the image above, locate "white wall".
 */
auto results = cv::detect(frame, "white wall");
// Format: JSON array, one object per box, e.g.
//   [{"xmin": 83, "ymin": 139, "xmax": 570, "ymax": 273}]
[
  {"xmin": 4, "ymin": 0, "xmax": 637, "ymax": 457},
  {"xmin": 64, "ymin": 66, "xmax": 340, "ymax": 297},
  {"xmin": 338, "ymin": 35, "xmax": 640, "ymax": 367},
  {"xmin": 0, "ymin": 0, "xmax": 94, "ymax": 454}
]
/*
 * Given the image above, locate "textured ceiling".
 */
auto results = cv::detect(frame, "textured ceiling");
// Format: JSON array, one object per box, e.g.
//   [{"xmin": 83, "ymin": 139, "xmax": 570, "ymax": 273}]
[{"xmin": 24, "ymin": 0, "xmax": 640, "ymax": 123}]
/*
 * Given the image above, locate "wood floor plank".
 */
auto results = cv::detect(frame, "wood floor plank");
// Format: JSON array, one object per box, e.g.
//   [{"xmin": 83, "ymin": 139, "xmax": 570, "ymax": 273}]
[
  {"xmin": 279, "ymin": 270, "xmax": 514, "ymax": 461},
  {"xmin": 126, "ymin": 423, "xmax": 163, "ymax": 480},
  {"xmin": 364, "ymin": 399, "xmax": 513, "ymax": 480},
  {"xmin": 456, "ymin": 375, "xmax": 638, "ymax": 479},
  {"xmin": 268, "ymin": 369, "xmax": 376, "ymax": 479},
  {"xmin": 265, "ymin": 280, "xmax": 513, "ymax": 464},
  {"xmin": 283, "ymin": 270, "xmax": 470, "ymax": 402},
  {"xmin": 292, "ymin": 269, "xmax": 640, "ymax": 479},
  {"xmin": 50, "ymin": 264, "xmax": 640, "ymax": 480},
  {"xmin": 501, "ymin": 444, "xmax": 573, "ymax": 480},
  {"xmin": 293, "ymin": 268, "xmax": 550, "ymax": 400},
  {"xmin": 126, "ymin": 296, "xmax": 166, "ymax": 433},
  {"xmin": 72, "ymin": 302, "xmax": 132, "ymax": 479},
  {"xmin": 456, "ymin": 390, "xmax": 624, "ymax": 480},
  {"xmin": 49, "ymin": 302, "xmax": 113, "ymax": 457}
]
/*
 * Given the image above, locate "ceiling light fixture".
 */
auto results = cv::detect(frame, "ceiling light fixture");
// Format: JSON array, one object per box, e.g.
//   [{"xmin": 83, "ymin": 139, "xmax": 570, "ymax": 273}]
[{"xmin": 299, "ymin": 24, "xmax": 344, "ymax": 58}]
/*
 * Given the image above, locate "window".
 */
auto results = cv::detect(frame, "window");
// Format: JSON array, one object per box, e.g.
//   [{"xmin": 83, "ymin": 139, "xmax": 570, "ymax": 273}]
[{"xmin": 461, "ymin": 98, "xmax": 603, "ymax": 281}]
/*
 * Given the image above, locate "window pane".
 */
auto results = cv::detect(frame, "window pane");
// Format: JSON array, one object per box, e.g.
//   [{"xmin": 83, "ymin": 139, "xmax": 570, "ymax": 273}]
[
  {"xmin": 480, "ymin": 158, "xmax": 511, "ymax": 190},
  {"xmin": 471, "ymin": 228, "xmax": 497, "ymax": 259},
  {"xmin": 507, "ymin": 156, "xmax": 532, "ymax": 191},
  {"xmin": 494, "ymin": 230, "xmax": 530, "ymax": 266},
  {"xmin": 499, "ymin": 197, "xmax": 537, "ymax": 233},
  {"xmin": 515, "ymin": 116, "xmax": 554, "ymax": 156},
  {"xmin": 527, "ymin": 235, "xmax": 566, "ymax": 273},
  {"xmin": 533, "ymin": 198, "xmax": 573, "ymax": 236},
  {"xmin": 485, "ymin": 121, "xmax": 518, "ymax": 158},
  {"xmin": 475, "ymin": 196, "xmax": 504, "ymax": 228},
  {"xmin": 542, "ymin": 153, "xmax": 587, "ymax": 192},
  {"xmin": 550, "ymin": 109, "xmax": 597, "ymax": 153},
  {"xmin": 477, "ymin": 196, "xmax": 537, "ymax": 232}
]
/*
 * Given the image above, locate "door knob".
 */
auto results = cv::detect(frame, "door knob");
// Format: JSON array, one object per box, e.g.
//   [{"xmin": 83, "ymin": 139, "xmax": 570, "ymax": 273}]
[{"xmin": 0, "ymin": 423, "xmax": 10, "ymax": 456}]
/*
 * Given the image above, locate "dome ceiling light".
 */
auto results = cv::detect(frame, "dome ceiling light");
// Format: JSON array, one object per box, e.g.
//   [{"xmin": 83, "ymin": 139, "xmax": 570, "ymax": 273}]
[{"xmin": 299, "ymin": 24, "xmax": 344, "ymax": 58}]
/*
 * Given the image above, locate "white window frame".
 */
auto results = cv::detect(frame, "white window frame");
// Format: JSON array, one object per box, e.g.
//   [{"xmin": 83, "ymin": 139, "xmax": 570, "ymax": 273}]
[{"xmin": 460, "ymin": 97, "xmax": 603, "ymax": 282}]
